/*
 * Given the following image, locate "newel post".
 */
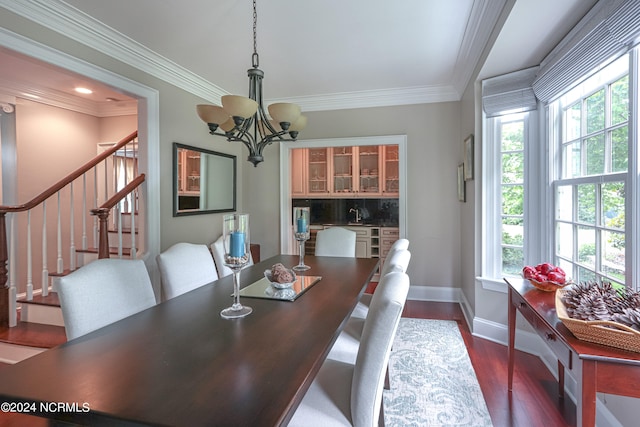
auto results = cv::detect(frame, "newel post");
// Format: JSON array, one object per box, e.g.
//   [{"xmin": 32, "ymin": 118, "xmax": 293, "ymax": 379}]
[
  {"xmin": 0, "ymin": 212, "xmax": 8, "ymax": 327},
  {"xmin": 91, "ymin": 208, "xmax": 111, "ymax": 259}
]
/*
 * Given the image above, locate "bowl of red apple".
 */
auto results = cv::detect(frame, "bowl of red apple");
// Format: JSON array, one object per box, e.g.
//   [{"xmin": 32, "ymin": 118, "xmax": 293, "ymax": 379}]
[{"xmin": 522, "ymin": 263, "xmax": 570, "ymax": 292}]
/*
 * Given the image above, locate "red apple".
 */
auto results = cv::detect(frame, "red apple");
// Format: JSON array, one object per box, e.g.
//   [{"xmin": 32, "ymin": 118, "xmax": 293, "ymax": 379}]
[{"xmin": 522, "ymin": 266, "xmax": 536, "ymax": 279}]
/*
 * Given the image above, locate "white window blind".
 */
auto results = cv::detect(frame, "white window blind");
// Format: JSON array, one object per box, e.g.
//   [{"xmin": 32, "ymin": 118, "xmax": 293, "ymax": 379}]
[
  {"xmin": 532, "ymin": 0, "xmax": 640, "ymax": 102},
  {"xmin": 482, "ymin": 67, "xmax": 538, "ymax": 118}
]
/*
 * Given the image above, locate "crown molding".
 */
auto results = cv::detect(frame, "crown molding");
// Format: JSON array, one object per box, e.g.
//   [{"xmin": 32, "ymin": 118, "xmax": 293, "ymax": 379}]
[
  {"xmin": 1, "ymin": 0, "xmax": 469, "ymax": 110},
  {"xmin": 451, "ymin": 0, "xmax": 507, "ymax": 95},
  {"xmin": 0, "ymin": 0, "xmax": 228, "ymax": 104},
  {"xmin": 0, "ymin": 76, "xmax": 137, "ymax": 117},
  {"xmin": 274, "ymin": 85, "xmax": 461, "ymax": 112}
]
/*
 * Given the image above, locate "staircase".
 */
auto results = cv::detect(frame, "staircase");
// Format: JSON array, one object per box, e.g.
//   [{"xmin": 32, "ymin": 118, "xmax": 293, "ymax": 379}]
[{"xmin": 0, "ymin": 131, "xmax": 145, "ymax": 363}]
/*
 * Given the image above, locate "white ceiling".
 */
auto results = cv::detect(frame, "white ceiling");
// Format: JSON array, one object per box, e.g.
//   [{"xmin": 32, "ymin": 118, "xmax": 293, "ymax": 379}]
[{"xmin": 0, "ymin": 0, "xmax": 598, "ymax": 114}]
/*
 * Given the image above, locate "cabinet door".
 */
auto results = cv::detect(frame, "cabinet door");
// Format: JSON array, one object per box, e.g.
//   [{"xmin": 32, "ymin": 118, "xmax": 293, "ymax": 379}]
[
  {"xmin": 355, "ymin": 239, "xmax": 370, "ymax": 258},
  {"xmin": 179, "ymin": 150, "xmax": 201, "ymax": 195},
  {"xmin": 331, "ymin": 146, "xmax": 355, "ymax": 195},
  {"xmin": 308, "ymin": 148, "xmax": 329, "ymax": 195},
  {"xmin": 357, "ymin": 145, "xmax": 382, "ymax": 196},
  {"xmin": 291, "ymin": 148, "xmax": 307, "ymax": 197},
  {"xmin": 382, "ymin": 145, "xmax": 399, "ymax": 197}
]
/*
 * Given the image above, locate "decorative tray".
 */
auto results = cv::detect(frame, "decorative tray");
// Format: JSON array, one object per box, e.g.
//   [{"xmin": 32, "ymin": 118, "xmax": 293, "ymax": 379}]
[{"xmin": 555, "ymin": 288, "xmax": 640, "ymax": 353}]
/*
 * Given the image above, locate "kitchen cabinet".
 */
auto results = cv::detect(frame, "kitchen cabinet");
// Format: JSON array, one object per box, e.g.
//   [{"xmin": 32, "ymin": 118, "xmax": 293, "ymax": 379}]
[
  {"xmin": 291, "ymin": 145, "xmax": 396, "ymax": 198},
  {"xmin": 176, "ymin": 148, "xmax": 201, "ymax": 195},
  {"xmin": 382, "ymin": 145, "xmax": 399, "ymax": 197},
  {"xmin": 291, "ymin": 148, "xmax": 330, "ymax": 197},
  {"xmin": 344, "ymin": 225, "xmax": 374, "ymax": 258},
  {"xmin": 357, "ymin": 145, "xmax": 382, "ymax": 196}
]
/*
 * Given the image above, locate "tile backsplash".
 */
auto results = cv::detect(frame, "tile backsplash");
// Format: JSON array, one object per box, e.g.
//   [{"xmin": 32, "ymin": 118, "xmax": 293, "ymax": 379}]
[{"xmin": 292, "ymin": 198, "xmax": 399, "ymax": 227}]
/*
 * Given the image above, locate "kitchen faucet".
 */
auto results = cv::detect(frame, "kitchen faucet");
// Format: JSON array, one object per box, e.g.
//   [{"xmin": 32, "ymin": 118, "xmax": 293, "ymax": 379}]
[{"xmin": 349, "ymin": 207, "xmax": 361, "ymax": 223}]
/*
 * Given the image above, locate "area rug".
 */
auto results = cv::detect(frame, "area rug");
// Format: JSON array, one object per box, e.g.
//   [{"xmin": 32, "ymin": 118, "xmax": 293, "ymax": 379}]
[{"xmin": 383, "ymin": 318, "xmax": 493, "ymax": 426}]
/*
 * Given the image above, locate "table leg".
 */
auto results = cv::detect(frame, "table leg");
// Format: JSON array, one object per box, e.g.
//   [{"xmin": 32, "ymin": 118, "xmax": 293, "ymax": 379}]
[
  {"xmin": 557, "ymin": 360, "xmax": 564, "ymax": 399},
  {"xmin": 508, "ymin": 287, "xmax": 516, "ymax": 392},
  {"xmin": 581, "ymin": 360, "xmax": 596, "ymax": 427}
]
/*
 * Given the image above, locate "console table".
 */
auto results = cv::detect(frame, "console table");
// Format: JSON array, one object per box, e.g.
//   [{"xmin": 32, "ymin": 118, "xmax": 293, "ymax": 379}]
[{"xmin": 506, "ymin": 277, "xmax": 640, "ymax": 426}]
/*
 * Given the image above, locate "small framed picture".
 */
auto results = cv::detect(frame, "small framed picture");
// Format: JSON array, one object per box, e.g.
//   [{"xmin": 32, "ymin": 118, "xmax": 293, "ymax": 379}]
[
  {"xmin": 457, "ymin": 163, "xmax": 466, "ymax": 202},
  {"xmin": 463, "ymin": 134, "xmax": 474, "ymax": 181}
]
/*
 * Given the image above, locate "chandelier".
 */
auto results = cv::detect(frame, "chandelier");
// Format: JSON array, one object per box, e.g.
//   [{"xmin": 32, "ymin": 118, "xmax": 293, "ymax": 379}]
[{"xmin": 197, "ymin": 0, "xmax": 307, "ymax": 167}]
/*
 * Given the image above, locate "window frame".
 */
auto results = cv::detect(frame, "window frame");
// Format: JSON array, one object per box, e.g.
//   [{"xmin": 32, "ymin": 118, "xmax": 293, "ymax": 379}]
[{"xmin": 550, "ymin": 52, "xmax": 634, "ymax": 288}]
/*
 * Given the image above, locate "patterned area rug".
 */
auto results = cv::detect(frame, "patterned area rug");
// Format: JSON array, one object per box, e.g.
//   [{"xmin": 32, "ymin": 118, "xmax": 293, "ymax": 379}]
[{"xmin": 383, "ymin": 318, "xmax": 493, "ymax": 426}]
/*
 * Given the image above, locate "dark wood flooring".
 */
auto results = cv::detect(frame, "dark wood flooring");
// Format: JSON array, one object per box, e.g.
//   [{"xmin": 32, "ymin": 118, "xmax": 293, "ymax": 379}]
[{"xmin": 0, "ymin": 301, "xmax": 575, "ymax": 426}]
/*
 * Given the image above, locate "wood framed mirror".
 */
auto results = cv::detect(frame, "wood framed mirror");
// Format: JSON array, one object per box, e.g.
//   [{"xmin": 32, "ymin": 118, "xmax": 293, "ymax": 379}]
[{"xmin": 173, "ymin": 142, "xmax": 236, "ymax": 216}]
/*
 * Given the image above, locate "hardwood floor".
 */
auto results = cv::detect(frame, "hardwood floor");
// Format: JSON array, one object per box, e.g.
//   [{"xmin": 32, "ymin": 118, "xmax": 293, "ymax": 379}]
[{"xmin": 0, "ymin": 301, "xmax": 575, "ymax": 426}]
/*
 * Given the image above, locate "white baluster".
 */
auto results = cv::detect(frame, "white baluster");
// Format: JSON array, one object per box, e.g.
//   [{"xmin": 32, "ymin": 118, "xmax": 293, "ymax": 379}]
[
  {"xmin": 117, "ymin": 205, "xmax": 123, "ymax": 258},
  {"xmin": 69, "ymin": 182, "xmax": 76, "ymax": 271},
  {"xmin": 56, "ymin": 192, "xmax": 63, "ymax": 274},
  {"xmin": 26, "ymin": 210, "xmax": 33, "ymax": 300},
  {"xmin": 42, "ymin": 201, "xmax": 49, "ymax": 297},
  {"xmin": 130, "ymin": 189, "xmax": 137, "ymax": 259},
  {"xmin": 82, "ymin": 173, "xmax": 87, "ymax": 250},
  {"xmin": 93, "ymin": 165, "xmax": 98, "ymax": 248},
  {"xmin": 8, "ymin": 213, "xmax": 16, "ymax": 327}
]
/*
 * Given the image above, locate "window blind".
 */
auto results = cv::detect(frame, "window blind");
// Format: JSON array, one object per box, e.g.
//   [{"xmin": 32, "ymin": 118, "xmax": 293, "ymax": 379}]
[
  {"xmin": 532, "ymin": 0, "xmax": 640, "ymax": 102},
  {"xmin": 482, "ymin": 67, "xmax": 538, "ymax": 118}
]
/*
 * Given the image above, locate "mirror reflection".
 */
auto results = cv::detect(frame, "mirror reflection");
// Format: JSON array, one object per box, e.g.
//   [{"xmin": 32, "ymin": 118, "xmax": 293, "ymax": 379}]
[{"xmin": 173, "ymin": 142, "xmax": 236, "ymax": 216}]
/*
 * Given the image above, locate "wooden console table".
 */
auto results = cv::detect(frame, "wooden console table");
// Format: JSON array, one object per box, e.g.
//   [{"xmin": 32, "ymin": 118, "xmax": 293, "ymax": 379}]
[{"xmin": 506, "ymin": 277, "xmax": 640, "ymax": 427}]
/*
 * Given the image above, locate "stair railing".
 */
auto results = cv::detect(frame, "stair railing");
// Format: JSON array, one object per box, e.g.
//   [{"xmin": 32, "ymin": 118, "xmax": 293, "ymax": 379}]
[
  {"xmin": 91, "ymin": 174, "xmax": 145, "ymax": 259},
  {"xmin": 0, "ymin": 130, "xmax": 139, "ymax": 327}
]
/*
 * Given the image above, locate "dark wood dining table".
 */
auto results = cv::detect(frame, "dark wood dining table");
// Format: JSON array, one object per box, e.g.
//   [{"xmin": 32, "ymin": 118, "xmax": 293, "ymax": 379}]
[{"xmin": 0, "ymin": 254, "xmax": 379, "ymax": 426}]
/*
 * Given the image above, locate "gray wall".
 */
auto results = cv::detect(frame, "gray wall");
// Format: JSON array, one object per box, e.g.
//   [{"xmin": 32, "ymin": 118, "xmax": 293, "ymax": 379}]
[{"xmin": 244, "ymin": 103, "xmax": 463, "ymax": 289}]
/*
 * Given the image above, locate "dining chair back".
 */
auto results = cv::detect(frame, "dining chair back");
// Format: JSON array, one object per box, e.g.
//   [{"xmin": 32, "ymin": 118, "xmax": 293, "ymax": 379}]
[
  {"xmin": 351, "ymin": 271, "xmax": 409, "ymax": 426},
  {"xmin": 57, "ymin": 259, "xmax": 156, "ymax": 340},
  {"xmin": 349, "ymin": 249, "xmax": 411, "ymax": 322},
  {"xmin": 379, "ymin": 248, "xmax": 411, "ymax": 277},
  {"xmin": 314, "ymin": 227, "xmax": 357, "ymax": 257},
  {"xmin": 288, "ymin": 271, "xmax": 409, "ymax": 427},
  {"xmin": 210, "ymin": 235, "xmax": 254, "ymax": 278},
  {"xmin": 157, "ymin": 242, "xmax": 218, "ymax": 300},
  {"xmin": 390, "ymin": 238, "xmax": 410, "ymax": 253}
]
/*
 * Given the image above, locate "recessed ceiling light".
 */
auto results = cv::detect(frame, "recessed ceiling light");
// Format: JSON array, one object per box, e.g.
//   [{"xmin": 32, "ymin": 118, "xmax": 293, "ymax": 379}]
[{"xmin": 75, "ymin": 87, "xmax": 93, "ymax": 94}]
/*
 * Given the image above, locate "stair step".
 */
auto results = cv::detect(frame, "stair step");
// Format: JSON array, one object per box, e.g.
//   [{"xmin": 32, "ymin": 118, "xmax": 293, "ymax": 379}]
[
  {"xmin": 108, "ymin": 227, "xmax": 138, "ymax": 234},
  {"xmin": 0, "ymin": 322, "xmax": 66, "ymax": 349},
  {"xmin": 17, "ymin": 293, "xmax": 60, "ymax": 307},
  {"xmin": 77, "ymin": 246, "xmax": 132, "ymax": 256}
]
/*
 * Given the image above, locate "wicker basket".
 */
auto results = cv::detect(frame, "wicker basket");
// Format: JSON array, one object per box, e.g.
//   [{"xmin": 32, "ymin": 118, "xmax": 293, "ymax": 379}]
[{"xmin": 555, "ymin": 289, "xmax": 640, "ymax": 353}]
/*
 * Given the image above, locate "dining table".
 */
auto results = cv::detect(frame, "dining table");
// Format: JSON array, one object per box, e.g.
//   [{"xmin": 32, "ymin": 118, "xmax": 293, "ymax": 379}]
[{"xmin": 0, "ymin": 254, "xmax": 379, "ymax": 426}]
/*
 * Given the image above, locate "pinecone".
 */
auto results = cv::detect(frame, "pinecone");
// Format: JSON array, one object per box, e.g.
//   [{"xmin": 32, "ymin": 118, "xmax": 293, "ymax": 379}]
[
  {"xmin": 612, "ymin": 308, "xmax": 640, "ymax": 331},
  {"xmin": 561, "ymin": 280, "xmax": 632, "ymax": 321}
]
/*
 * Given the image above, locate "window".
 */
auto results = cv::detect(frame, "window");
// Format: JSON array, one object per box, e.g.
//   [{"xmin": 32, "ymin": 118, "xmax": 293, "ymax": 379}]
[
  {"xmin": 484, "ymin": 113, "xmax": 533, "ymax": 281},
  {"xmin": 551, "ymin": 55, "xmax": 630, "ymax": 286}
]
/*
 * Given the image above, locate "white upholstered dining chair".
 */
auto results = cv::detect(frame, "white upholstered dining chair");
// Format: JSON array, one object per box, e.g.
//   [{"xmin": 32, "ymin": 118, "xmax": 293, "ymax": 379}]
[
  {"xmin": 57, "ymin": 259, "xmax": 157, "ymax": 340},
  {"xmin": 314, "ymin": 227, "xmax": 357, "ymax": 257},
  {"xmin": 210, "ymin": 235, "xmax": 254, "ymax": 278},
  {"xmin": 288, "ymin": 271, "xmax": 410, "ymax": 427},
  {"xmin": 350, "ymin": 248, "xmax": 411, "ymax": 321},
  {"xmin": 157, "ymin": 242, "xmax": 218, "ymax": 300},
  {"xmin": 327, "ymin": 266, "xmax": 411, "ymax": 365}
]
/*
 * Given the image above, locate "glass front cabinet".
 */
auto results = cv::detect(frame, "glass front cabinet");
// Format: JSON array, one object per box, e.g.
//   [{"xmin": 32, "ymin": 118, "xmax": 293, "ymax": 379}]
[{"xmin": 291, "ymin": 145, "xmax": 398, "ymax": 198}]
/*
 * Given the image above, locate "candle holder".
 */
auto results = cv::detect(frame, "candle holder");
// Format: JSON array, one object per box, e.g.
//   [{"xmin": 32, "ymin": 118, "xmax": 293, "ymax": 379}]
[
  {"xmin": 220, "ymin": 213, "xmax": 253, "ymax": 319},
  {"xmin": 293, "ymin": 207, "xmax": 311, "ymax": 271}
]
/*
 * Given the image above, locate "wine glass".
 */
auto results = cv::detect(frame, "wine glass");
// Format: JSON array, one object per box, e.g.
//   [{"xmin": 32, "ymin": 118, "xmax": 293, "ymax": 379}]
[
  {"xmin": 220, "ymin": 213, "xmax": 252, "ymax": 319},
  {"xmin": 293, "ymin": 207, "xmax": 311, "ymax": 271}
]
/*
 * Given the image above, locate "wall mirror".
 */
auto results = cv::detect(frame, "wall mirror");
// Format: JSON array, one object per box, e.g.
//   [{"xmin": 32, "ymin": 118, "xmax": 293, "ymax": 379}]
[{"xmin": 173, "ymin": 142, "xmax": 236, "ymax": 216}]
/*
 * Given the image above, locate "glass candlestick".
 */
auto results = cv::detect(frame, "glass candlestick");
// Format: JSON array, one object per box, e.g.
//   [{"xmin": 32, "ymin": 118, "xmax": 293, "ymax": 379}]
[
  {"xmin": 293, "ymin": 207, "xmax": 311, "ymax": 271},
  {"xmin": 220, "ymin": 213, "xmax": 252, "ymax": 319}
]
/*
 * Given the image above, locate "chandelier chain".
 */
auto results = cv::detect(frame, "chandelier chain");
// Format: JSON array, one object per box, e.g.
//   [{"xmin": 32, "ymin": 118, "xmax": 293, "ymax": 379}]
[{"xmin": 252, "ymin": 0, "xmax": 259, "ymax": 68}]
